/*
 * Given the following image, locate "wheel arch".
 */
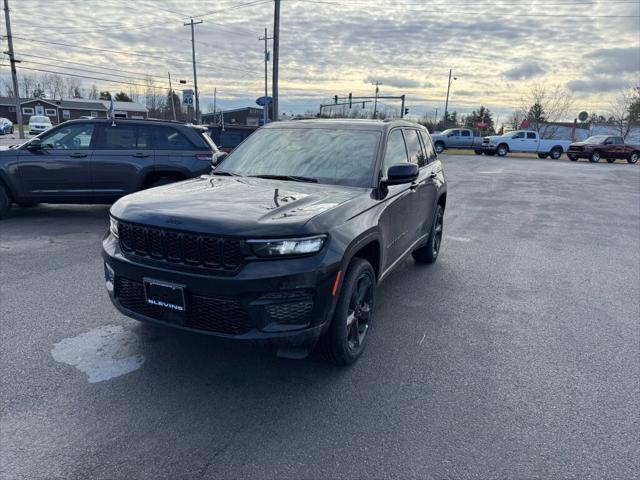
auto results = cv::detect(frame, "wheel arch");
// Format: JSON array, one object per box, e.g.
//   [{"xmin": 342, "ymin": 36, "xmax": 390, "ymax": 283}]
[{"xmin": 140, "ymin": 169, "xmax": 189, "ymax": 189}]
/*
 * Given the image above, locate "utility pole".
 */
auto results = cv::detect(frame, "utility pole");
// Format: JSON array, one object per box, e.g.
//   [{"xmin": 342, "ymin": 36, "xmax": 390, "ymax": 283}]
[
  {"xmin": 400, "ymin": 94, "xmax": 406, "ymax": 119},
  {"xmin": 272, "ymin": 0, "xmax": 280, "ymax": 122},
  {"xmin": 258, "ymin": 27, "xmax": 272, "ymax": 124},
  {"xmin": 213, "ymin": 87, "xmax": 217, "ymax": 125},
  {"xmin": 184, "ymin": 18, "xmax": 203, "ymax": 124},
  {"xmin": 3, "ymin": 0, "xmax": 24, "ymax": 139},
  {"xmin": 372, "ymin": 81, "xmax": 382, "ymax": 119},
  {"xmin": 168, "ymin": 72, "xmax": 176, "ymax": 121},
  {"xmin": 443, "ymin": 69, "xmax": 457, "ymax": 128}
]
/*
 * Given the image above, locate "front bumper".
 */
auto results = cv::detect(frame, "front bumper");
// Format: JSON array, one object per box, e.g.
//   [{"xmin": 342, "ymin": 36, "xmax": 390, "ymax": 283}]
[{"xmin": 102, "ymin": 235, "xmax": 341, "ymax": 347}]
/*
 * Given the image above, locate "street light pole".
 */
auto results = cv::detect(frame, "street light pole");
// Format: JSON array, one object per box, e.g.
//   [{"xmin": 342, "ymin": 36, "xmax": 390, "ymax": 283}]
[{"xmin": 272, "ymin": 0, "xmax": 280, "ymax": 121}]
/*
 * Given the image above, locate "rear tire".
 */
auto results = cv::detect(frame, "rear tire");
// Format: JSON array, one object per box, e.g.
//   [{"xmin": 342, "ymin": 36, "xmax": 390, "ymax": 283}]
[
  {"xmin": 317, "ymin": 258, "xmax": 376, "ymax": 365},
  {"xmin": 550, "ymin": 148, "xmax": 562, "ymax": 160},
  {"xmin": 496, "ymin": 144, "xmax": 508, "ymax": 157},
  {"xmin": 590, "ymin": 151, "xmax": 601, "ymax": 163},
  {"xmin": 0, "ymin": 184, "xmax": 11, "ymax": 219},
  {"xmin": 412, "ymin": 204, "xmax": 444, "ymax": 264},
  {"xmin": 628, "ymin": 152, "xmax": 639, "ymax": 164}
]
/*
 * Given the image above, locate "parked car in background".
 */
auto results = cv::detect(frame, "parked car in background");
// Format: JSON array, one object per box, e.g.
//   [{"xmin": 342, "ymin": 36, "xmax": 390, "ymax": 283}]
[
  {"xmin": 566, "ymin": 135, "xmax": 639, "ymax": 164},
  {"xmin": 206, "ymin": 125, "xmax": 257, "ymax": 152},
  {"xmin": 430, "ymin": 128, "xmax": 483, "ymax": 154},
  {"xmin": 0, "ymin": 117, "xmax": 13, "ymax": 135},
  {"xmin": 0, "ymin": 118, "xmax": 220, "ymax": 218},
  {"xmin": 103, "ymin": 119, "xmax": 447, "ymax": 365},
  {"xmin": 481, "ymin": 130, "xmax": 571, "ymax": 159},
  {"xmin": 28, "ymin": 115, "xmax": 53, "ymax": 135}
]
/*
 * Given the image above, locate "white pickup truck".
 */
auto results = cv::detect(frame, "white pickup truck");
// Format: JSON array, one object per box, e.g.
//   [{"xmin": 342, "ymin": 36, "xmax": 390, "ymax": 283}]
[
  {"xmin": 480, "ymin": 130, "xmax": 571, "ymax": 159},
  {"xmin": 430, "ymin": 128, "xmax": 483, "ymax": 154}
]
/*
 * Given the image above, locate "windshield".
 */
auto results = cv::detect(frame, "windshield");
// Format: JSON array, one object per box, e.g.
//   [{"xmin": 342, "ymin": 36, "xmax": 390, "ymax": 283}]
[
  {"xmin": 30, "ymin": 116, "xmax": 49, "ymax": 123},
  {"xmin": 216, "ymin": 127, "xmax": 381, "ymax": 187},
  {"xmin": 583, "ymin": 135, "xmax": 607, "ymax": 144}
]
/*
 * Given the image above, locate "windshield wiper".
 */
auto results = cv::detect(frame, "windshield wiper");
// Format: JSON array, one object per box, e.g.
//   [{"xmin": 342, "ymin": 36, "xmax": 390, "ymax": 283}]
[
  {"xmin": 249, "ymin": 174, "xmax": 318, "ymax": 183},
  {"xmin": 212, "ymin": 170, "xmax": 242, "ymax": 177}
]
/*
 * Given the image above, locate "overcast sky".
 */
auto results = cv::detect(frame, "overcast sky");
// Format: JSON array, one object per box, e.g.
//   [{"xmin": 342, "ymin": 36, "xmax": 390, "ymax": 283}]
[{"xmin": 2, "ymin": 0, "xmax": 639, "ymax": 120}]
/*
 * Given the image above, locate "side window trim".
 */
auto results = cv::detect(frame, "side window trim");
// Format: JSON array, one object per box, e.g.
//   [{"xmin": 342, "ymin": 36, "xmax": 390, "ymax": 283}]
[
  {"xmin": 381, "ymin": 128, "xmax": 408, "ymax": 176},
  {"xmin": 403, "ymin": 128, "xmax": 426, "ymax": 167}
]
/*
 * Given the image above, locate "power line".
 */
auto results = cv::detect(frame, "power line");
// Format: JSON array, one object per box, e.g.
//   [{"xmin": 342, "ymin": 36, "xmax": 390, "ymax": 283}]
[{"xmin": 9, "ymin": 36, "xmax": 261, "ymax": 75}]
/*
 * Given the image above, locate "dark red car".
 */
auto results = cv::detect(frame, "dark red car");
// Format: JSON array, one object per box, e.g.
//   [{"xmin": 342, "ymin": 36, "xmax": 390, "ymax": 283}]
[{"xmin": 566, "ymin": 135, "xmax": 639, "ymax": 164}]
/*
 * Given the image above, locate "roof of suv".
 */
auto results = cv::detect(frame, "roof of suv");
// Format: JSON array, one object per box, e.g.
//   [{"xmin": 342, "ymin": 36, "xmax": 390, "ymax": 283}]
[
  {"xmin": 63, "ymin": 118, "xmax": 208, "ymax": 131},
  {"xmin": 264, "ymin": 118, "xmax": 425, "ymax": 132}
]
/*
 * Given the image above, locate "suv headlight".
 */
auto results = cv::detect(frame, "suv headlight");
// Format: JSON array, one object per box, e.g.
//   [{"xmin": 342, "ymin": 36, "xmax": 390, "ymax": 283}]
[
  {"xmin": 110, "ymin": 217, "xmax": 119, "ymax": 239},
  {"xmin": 248, "ymin": 235, "xmax": 326, "ymax": 257}
]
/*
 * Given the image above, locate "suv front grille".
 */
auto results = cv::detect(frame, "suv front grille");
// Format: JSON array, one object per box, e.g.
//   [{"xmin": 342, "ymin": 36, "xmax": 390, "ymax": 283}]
[
  {"xmin": 115, "ymin": 277, "xmax": 253, "ymax": 335},
  {"xmin": 118, "ymin": 221, "xmax": 243, "ymax": 271}
]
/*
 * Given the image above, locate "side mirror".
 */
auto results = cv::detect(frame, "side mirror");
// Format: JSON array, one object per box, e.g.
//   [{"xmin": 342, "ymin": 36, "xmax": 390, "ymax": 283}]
[
  {"xmin": 212, "ymin": 151, "xmax": 228, "ymax": 166},
  {"xmin": 383, "ymin": 163, "xmax": 419, "ymax": 186},
  {"xmin": 26, "ymin": 138, "xmax": 42, "ymax": 151}
]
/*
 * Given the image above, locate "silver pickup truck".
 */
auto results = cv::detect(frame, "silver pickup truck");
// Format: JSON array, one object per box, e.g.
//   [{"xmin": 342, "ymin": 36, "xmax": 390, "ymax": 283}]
[{"xmin": 430, "ymin": 128, "xmax": 483, "ymax": 154}]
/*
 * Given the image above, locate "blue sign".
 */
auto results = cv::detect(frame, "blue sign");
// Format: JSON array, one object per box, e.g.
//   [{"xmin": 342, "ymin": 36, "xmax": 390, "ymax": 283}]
[
  {"xmin": 182, "ymin": 89, "xmax": 194, "ymax": 105},
  {"xmin": 256, "ymin": 96, "xmax": 273, "ymax": 106}
]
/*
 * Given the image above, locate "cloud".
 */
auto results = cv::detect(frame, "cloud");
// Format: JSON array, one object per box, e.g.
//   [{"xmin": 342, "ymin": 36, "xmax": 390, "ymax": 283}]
[
  {"xmin": 584, "ymin": 47, "xmax": 640, "ymax": 75},
  {"xmin": 566, "ymin": 76, "xmax": 632, "ymax": 93},
  {"xmin": 502, "ymin": 61, "xmax": 546, "ymax": 80},
  {"xmin": 363, "ymin": 75, "xmax": 425, "ymax": 89}
]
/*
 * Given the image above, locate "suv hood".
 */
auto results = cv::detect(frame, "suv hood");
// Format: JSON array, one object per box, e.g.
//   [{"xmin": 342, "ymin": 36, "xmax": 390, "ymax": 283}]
[{"xmin": 110, "ymin": 175, "xmax": 366, "ymax": 237}]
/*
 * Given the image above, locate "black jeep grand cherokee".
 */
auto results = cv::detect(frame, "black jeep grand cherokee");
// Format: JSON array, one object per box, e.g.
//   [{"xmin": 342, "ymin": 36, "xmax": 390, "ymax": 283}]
[{"xmin": 103, "ymin": 119, "xmax": 447, "ymax": 364}]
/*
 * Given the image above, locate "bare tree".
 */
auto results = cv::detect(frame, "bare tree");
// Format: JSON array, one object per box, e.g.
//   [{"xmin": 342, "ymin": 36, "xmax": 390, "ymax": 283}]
[
  {"xmin": 44, "ymin": 73, "xmax": 65, "ymax": 99},
  {"xmin": 506, "ymin": 110, "xmax": 525, "ymax": 131},
  {"xmin": 19, "ymin": 74, "xmax": 35, "ymax": 98},
  {"xmin": 520, "ymin": 83, "xmax": 574, "ymax": 138},
  {"xmin": 87, "ymin": 84, "xmax": 99, "ymax": 100},
  {"xmin": 608, "ymin": 87, "xmax": 640, "ymax": 140},
  {"xmin": 64, "ymin": 77, "xmax": 83, "ymax": 98}
]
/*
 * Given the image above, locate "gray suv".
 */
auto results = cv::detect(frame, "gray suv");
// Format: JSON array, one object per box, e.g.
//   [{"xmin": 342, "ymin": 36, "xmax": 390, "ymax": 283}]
[{"xmin": 0, "ymin": 118, "xmax": 220, "ymax": 218}]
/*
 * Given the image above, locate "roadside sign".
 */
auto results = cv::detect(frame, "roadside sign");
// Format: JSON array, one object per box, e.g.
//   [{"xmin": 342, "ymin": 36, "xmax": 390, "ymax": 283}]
[
  {"xmin": 182, "ymin": 89, "xmax": 194, "ymax": 106},
  {"xmin": 256, "ymin": 96, "xmax": 273, "ymax": 106}
]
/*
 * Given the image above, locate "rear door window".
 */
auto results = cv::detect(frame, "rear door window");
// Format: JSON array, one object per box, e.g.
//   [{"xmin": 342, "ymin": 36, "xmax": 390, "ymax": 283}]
[
  {"xmin": 461, "ymin": 130, "xmax": 471, "ymax": 137},
  {"xmin": 382, "ymin": 129, "xmax": 408, "ymax": 173},
  {"xmin": 403, "ymin": 129, "xmax": 426, "ymax": 167},
  {"xmin": 151, "ymin": 126, "xmax": 195, "ymax": 150},
  {"xmin": 100, "ymin": 125, "xmax": 137, "ymax": 149},
  {"xmin": 526, "ymin": 132, "xmax": 537, "ymax": 139}
]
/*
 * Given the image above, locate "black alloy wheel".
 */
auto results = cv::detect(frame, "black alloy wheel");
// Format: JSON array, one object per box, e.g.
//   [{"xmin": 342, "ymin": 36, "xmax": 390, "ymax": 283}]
[{"xmin": 318, "ymin": 258, "xmax": 376, "ymax": 365}]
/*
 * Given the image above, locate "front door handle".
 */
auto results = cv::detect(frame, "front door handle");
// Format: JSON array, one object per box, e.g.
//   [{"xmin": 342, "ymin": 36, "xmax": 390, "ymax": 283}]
[
  {"xmin": 69, "ymin": 152, "xmax": 87, "ymax": 158},
  {"xmin": 132, "ymin": 152, "xmax": 149, "ymax": 158}
]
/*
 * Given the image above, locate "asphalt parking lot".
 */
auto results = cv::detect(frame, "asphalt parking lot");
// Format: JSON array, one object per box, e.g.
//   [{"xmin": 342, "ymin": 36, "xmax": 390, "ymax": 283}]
[{"xmin": 1, "ymin": 154, "xmax": 638, "ymax": 479}]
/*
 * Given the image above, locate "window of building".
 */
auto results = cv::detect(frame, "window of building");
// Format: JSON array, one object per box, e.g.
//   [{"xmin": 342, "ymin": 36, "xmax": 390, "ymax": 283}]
[
  {"xmin": 62, "ymin": 110, "xmax": 70, "ymax": 119},
  {"xmin": 90, "ymin": 111, "xmax": 98, "ymax": 118},
  {"xmin": 9, "ymin": 106, "xmax": 15, "ymax": 112},
  {"xmin": 22, "ymin": 107, "xmax": 34, "ymax": 115},
  {"xmin": 45, "ymin": 108, "xmax": 57, "ymax": 116}
]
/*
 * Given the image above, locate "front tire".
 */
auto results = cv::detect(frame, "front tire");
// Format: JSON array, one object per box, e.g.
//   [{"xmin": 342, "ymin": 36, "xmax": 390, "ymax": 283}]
[
  {"xmin": 628, "ymin": 152, "xmax": 639, "ymax": 164},
  {"xmin": 590, "ymin": 151, "xmax": 601, "ymax": 163},
  {"xmin": 434, "ymin": 142, "xmax": 445, "ymax": 154},
  {"xmin": 568, "ymin": 154, "xmax": 578, "ymax": 161},
  {"xmin": 412, "ymin": 204, "xmax": 444, "ymax": 264},
  {"xmin": 474, "ymin": 149, "xmax": 483, "ymax": 155},
  {"xmin": 318, "ymin": 258, "xmax": 376, "ymax": 365},
  {"xmin": 0, "ymin": 183, "xmax": 11, "ymax": 219},
  {"xmin": 496, "ymin": 144, "xmax": 508, "ymax": 157}
]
